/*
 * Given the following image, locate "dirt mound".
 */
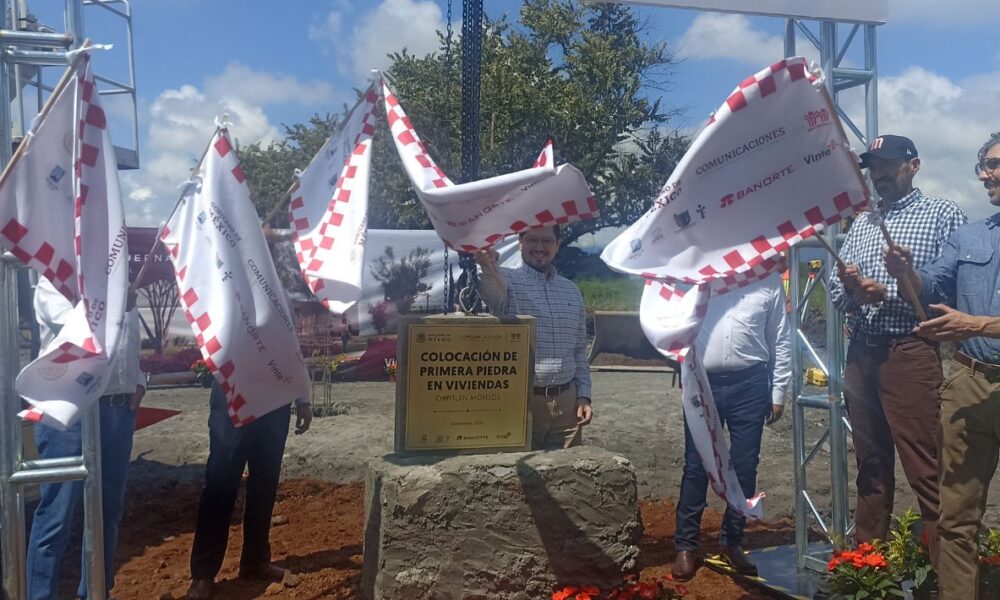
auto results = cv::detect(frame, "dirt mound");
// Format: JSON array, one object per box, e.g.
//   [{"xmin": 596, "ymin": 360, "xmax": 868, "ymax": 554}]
[{"xmin": 84, "ymin": 480, "xmax": 787, "ymax": 599}]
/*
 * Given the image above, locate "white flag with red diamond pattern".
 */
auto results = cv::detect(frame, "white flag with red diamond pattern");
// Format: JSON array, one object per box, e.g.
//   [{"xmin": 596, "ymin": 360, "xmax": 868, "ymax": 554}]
[
  {"xmin": 0, "ymin": 54, "xmax": 128, "ymax": 429},
  {"xmin": 289, "ymin": 82, "xmax": 379, "ymax": 313},
  {"xmin": 604, "ymin": 57, "xmax": 868, "ymax": 519},
  {"xmin": 160, "ymin": 127, "xmax": 310, "ymax": 426},
  {"xmin": 381, "ymin": 78, "xmax": 598, "ymax": 250}
]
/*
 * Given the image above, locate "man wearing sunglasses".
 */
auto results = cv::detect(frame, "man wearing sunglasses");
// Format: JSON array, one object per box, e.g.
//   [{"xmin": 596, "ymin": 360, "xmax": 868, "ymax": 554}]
[
  {"xmin": 831, "ymin": 135, "xmax": 967, "ymax": 563},
  {"xmin": 885, "ymin": 132, "xmax": 1000, "ymax": 599},
  {"xmin": 477, "ymin": 225, "xmax": 593, "ymax": 449}
]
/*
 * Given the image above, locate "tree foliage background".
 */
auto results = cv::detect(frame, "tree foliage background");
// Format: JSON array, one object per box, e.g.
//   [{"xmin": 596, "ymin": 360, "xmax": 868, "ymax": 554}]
[{"xmin": 238, "ymin": 0, "xmax": 688, "ymax": 247}]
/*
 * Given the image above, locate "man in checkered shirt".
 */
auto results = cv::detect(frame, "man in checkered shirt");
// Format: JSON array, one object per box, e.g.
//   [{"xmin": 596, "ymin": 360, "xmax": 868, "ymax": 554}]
[
  {"xmin": 830, "ymin": 134, "xmax": 966, "ymax": 562},
  {"xmin": 477, "ymin": 225, "xmax": 593, "ymax": 449}
]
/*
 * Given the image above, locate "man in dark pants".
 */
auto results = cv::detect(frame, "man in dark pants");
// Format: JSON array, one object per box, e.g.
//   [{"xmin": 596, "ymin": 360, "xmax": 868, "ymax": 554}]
[
  {"xmin": 831, "ymin": 135, "xmax": 966, "ymax": 561},
  {"xmin": 185, "ymin": 382, "xmax": 312, "ymax": 600},
  {"xmin": 672, "ymin": 273, "xmax": 790, "ymax": 580}
]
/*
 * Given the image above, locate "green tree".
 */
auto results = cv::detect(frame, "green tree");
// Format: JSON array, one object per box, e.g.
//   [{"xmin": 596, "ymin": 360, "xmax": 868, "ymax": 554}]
[
  {"xmin": 237, "ymin": 114, "xmax": 340, "ymax": 223},
  {"xmin": 240, "ymin": 0, "xmax": 688, "ymax": 246},
  {"xmin": 370, "ymin": 246, "xmax": 433, "ymax": 314}
]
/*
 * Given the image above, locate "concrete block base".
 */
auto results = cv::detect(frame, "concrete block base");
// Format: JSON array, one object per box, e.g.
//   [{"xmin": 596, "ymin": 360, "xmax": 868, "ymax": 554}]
[{"xmin": 362, "ymin": 446, "xmax": 642, "ymax": 600}]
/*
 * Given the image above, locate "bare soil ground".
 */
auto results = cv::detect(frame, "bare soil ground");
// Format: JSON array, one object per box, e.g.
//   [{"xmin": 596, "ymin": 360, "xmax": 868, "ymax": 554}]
[{"xmin": 42, "ymin": 371, "xmax": 1000, "ymax": 598}]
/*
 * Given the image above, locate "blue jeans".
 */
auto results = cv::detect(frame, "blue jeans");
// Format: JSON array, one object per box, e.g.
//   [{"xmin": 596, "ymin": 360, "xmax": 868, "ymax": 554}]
[
  {"xmin": 26, "ymin": 403, "xmax": 136, "ymax": 600},
  {"xmin": 674, "ymin": 366, "xmax": 771, "ymax": 552}
]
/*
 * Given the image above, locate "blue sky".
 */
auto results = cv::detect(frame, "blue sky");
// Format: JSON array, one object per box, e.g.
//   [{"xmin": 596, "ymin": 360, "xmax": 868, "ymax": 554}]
[{"xmin": 28, "ymin": 0, "xmax": 1000, "ymax": 226}]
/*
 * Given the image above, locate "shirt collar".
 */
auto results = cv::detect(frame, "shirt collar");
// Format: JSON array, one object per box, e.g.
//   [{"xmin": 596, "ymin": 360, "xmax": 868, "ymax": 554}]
[
  {"xmin": 884, "ymin": 187, "xmax": 922, "ymax": 213},
  {"xmin": 517, "ymin": 262, "xmax": 557, "ymax": 281},
  {"xmin": 987, "ymin": 213, "xmax": 1000, "ymax": 229}
]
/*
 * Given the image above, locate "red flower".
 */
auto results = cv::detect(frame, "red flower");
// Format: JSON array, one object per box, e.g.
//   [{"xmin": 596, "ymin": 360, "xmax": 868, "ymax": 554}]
[
  {"xmin": 857, "ymin": 543, "xmax": 876, "ymax": 554},
  {"xmin": 864, "ymin": 553, "xmax": 887, "ymax": 569},
  {"xmin": 676, "ymin": 583, "xmax": 689, "ymax": 595},
  {"xmin": 577, "ymin": 594, "xmax": 592, "ymax": 600},
  {"xmin": 553, "ymin": 588, "xmax": 576, "ymax": 600},
  {"xmin": 637, "ymin": 582, "xmax": 658, "ymax": 599}
]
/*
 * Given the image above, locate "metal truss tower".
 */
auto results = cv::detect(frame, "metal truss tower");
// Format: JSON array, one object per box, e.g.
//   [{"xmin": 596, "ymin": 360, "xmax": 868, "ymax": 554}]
[
  {"xmin": 0, "ymin": 2, "xmax": 138, "ymax": 598},
  {"xmin": 785, "ymin": 18, "xmax": 879, "ymax": 572}
]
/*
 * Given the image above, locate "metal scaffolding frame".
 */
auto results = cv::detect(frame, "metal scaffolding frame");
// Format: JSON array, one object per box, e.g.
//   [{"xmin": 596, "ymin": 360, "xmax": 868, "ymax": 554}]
[
  {"xmin": 601, "ymin": 0, "xmax": 884, "ymax": 575},
  {"xmin": 0, "ymin": 1, "xmax": 138, "ymax": 598},
  {"xmin": 785, "ymin": 19, "xmax": 879, "ymax": 572}
]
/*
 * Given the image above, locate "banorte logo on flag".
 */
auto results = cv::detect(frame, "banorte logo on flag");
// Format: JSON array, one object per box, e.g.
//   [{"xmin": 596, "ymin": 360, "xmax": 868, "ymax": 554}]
[
  {"xmin": 604, "ymin": 57, "xmax": 868, "ymax": 519},
  {"xmin": 161, "ymin": 128, "xmax": 310, "ymax": 426},
  {"xmin": 0, "ymin": 54, "xmax": 128, "ymax": 429},
  {"xmin": 289, "ymin": 82, "xmax": 379, "ymax": 314},
  {"xmin": 381, "ymin": 77, "xmax": 598, "ymax": 250}
]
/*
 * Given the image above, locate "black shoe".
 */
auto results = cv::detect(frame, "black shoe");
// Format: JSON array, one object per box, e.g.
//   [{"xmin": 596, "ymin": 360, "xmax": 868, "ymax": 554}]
[
  {"xmin": 720, "ymin": 545, "xmax": 758, "ymax": 576},
  {"xmin": 185, "ymin": 579, "xmax": 214, "ymax": 600},
  {"xmin": 238, "ymin": 563, "xmax": 287, "ymax": 581}
]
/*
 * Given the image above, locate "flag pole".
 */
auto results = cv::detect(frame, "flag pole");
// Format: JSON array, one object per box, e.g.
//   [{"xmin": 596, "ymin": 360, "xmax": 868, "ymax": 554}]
[
  {"xmin": 874, "ymin": 220, "xmax": 928, "ymax": 322},
  {"xmin": 129, "ymin": 126, "xmax": 221, "ymax": 294},
  {"xmin": 811, "ymin": 230, "xmax": 847, "ymax": 269},
  {"xmin": 0, "ymin": 39, "xmax": 92, "ymax": 191},
  {"xmin": 261, "ymin": 181, "xmax": 297, "ymax": 226}
]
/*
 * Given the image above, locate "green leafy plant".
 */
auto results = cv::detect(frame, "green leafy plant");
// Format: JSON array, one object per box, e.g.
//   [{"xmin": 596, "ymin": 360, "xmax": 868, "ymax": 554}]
[
  {"xmin": 190, "ymin": 359, "xmax": 212, "ymax": 387},
  {"xmin": 979, "ymin": 527, "xmax": 1000, "ymax": 590},
  {"xmin": 885, "ymin": 508, "xmax": 935, "ymax": 592}
]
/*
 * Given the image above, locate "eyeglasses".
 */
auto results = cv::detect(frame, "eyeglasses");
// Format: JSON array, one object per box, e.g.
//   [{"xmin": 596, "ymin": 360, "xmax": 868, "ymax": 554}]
[{"xmin": 975, "ymin": 158, "xmax": 1000, "ymax": 176}]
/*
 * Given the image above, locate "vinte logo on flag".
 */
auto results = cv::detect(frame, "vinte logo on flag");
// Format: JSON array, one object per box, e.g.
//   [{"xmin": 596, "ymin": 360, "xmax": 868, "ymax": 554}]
[{"xmin": 605, "ymin": 57, "xmax": 868, "ymax": 519}]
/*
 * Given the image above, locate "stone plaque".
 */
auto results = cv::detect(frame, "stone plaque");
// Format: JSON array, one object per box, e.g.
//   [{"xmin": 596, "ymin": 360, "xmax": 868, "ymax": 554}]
[{"xmin": 395, "ymin": 314, "xmax": 534, "ymax": 455}]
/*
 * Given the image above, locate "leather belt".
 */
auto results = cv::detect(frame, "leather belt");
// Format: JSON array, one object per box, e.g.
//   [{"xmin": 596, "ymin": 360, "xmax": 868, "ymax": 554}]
[
  {"xmin": 954, "ymin": 352, "xmax": 1000, "ymax": 380},
  {"xmin": 533, "ymin": 381, "xmax": 573, "ymax": 398},
  {"xmin": 99, "ymin": 393, "xmax": 131, "ymax": 407},
  {"xmin": 852, "ymin": 332, "xmax": 918, "ymax": 347},
  {"xmin": 707, "ymin": 361, "xmax": 767, "ymax": 385}
]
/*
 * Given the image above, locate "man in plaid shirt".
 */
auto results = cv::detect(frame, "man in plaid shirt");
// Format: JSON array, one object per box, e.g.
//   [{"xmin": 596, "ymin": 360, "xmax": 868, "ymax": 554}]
[
  {"xmin": 831, "ymin": 135, "xmax": 966, "ymax": 561},
  {"xmin": 477, "ymin": 225, "xmax": 593, "ymax": 449}
]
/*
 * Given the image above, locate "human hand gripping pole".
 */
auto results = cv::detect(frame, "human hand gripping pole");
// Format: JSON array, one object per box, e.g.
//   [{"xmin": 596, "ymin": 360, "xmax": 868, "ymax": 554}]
[{"xmin": 870, "ymin": 212, "xmax": 929, "ymax": 322}]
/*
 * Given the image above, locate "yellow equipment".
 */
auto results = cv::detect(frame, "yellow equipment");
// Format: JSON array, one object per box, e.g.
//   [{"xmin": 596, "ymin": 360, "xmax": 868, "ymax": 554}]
[{"xmin": 805, "ymin": 367, "xmax": 829, "ymax": 387}]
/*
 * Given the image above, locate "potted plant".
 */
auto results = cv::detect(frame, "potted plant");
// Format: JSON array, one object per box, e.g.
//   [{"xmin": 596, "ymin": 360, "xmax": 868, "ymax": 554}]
[
  {"xmin": 885, "ymin": 508, "xmax": 935, "ymax": 598},
  {"xmin": 979, "ymin": 527, "xmax": 1000, "ymax": 594},
  {"xmin": 826, "ymin": 541, "xmax": 904, "ymax": 599},
  {"xmin": 190, "ymin": 359, "xmax": 212, "ymax": 388},
  {"xmin": 384, "ymin": 357, "xmax": 397, "ymax": 383}
]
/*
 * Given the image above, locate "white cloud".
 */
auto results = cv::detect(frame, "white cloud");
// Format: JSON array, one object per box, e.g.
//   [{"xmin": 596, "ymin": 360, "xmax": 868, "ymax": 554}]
[
  {"xmin": 121, "ymin": 65, "xmax": 333, "ymax": 225},
  {"xmin": 311, "ymin": 0, "xmax": 445, "ymax": 80},
  {"xmin": 676, "ymin": 14, "xmax": 784, "ymax": 66},
  {"xmin": 204, "ymin": 63, "xmax": 333, "ymax": 107},
  {"xmin": 856, "ymin": 67, "xmax": 1000, "ymax": 220}
]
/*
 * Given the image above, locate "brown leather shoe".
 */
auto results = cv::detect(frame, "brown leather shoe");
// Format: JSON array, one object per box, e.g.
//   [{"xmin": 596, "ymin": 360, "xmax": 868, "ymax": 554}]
[
  {"xmin": 185, "ymin": 578, "xmax": 214, "ymax": 600},
  {"xmin": 238, "ymin": 562, "xmax": 287, "ymax": 581},
  {"xmin": 720, "ymin": 545, "xmax": 758, "ymax": 576},
  {"xmin": 671, "ymin": 550, "xmax": 700, "ymax": 581}
]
